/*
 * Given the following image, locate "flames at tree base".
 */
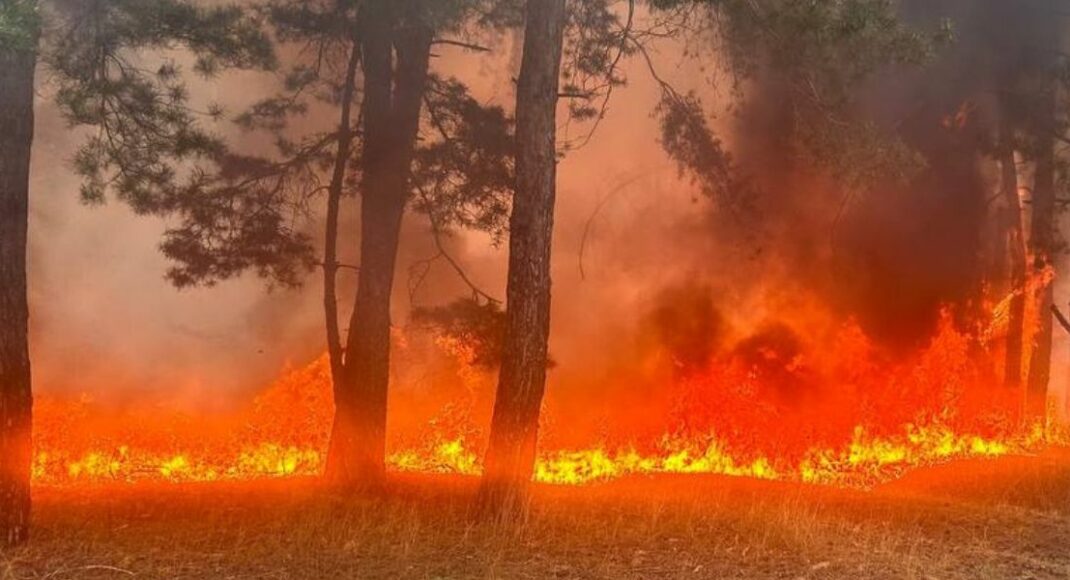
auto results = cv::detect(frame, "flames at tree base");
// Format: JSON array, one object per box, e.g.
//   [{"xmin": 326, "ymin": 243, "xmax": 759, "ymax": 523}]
[
  {"xmin": 31, "ymin": 303, "xmax": 1070, "ymax": 489},
  {"xmin": 31, "ymin": 420, "xmax": 1064, "ymax": 489}
]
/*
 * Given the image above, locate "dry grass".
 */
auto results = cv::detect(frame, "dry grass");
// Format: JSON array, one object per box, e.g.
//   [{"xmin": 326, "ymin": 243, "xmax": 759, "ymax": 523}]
[{"xmin": 4, "ymin": 449, "xmax": 1070, "ymax": 579}]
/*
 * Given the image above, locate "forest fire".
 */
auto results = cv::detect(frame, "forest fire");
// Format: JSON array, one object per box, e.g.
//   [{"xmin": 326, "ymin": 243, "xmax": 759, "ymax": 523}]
[
  {"xmin": 30, "ymin": 295, "xmax": 1066, "ymax": 489},
  {"xmin": 8, "ymin": 0, "xmax": 1070, "ymax": 575}
]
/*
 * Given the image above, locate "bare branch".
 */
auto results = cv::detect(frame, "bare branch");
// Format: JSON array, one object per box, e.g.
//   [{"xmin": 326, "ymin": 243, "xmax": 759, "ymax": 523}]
[
  {"xmin": 1052, "ymin": 305, "xmax": 1070, "ymax": 336},
  {"xmin": 578, "ymin": 172, "xmax": 648, "ymax": 280},
  {"xmin": 413, "ymin": 185, "xmax": 502, "ymax": 306},
  {"xmin": 432, "ymin": 39, "xmax": 492, "ymax": 53}
]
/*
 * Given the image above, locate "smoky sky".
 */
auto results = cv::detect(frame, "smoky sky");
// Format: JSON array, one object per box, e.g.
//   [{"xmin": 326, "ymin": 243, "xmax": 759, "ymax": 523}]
[{"xmin": 24, "ymin": 4, "xmax": 1070, "ymax": 414}]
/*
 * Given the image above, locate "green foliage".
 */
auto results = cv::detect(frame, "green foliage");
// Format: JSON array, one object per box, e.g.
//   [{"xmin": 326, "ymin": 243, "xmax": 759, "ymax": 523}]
[
  {"xmin": 45, "ymin": 1, "xmax": 317, "ymax": 288},
  {"xmin": 560, "ymin": 0, "xmax": 632, "ymax": 122},
  {"xmin": 49, "ymin": 0, "xmax": 276, "ymax": 207},
  {"xmin": 156, "ymin": 151, "xmax": 321, "ymax": 288},
  {"xmin": 712, "ymin": 0, "xmax": 938, "ymax": 82},
  {"xmin": 798, "ymin": 115, "xmax": 925, "ymax": 191},
  {"xmin": 149, "ymin": 0, "xmax": 515, "ymax": 290},
  {"xmin": 414, "ymin": 75, "xmax": 514, "ymax": 243},
  {"xmin": 656, "ymin": 91, "xmax": 750, "ymax": 212},
  {"xmin": 0, "ymin": 0, "xmax": 39, "ymax": 52},
  {"xmin": 262, "ymin": 0, "xmax": 501, "ymax": 46}
]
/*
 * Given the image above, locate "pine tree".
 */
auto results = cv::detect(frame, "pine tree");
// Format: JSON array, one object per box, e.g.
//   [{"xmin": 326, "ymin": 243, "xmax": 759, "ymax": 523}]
[
  {"xmin": 478, "ymin": 0, "xmax": 568, "ymax": 518},
  {"xmin": 475, "ymin": 0, "xmax": 937, "ymax": 518},
  {"xmin": 0, "ymin": 0, "xmax": 274, "ymax": 547},
  {"xmin": 0, "ymin": 0, "xmax": 39, "ymax": 548},
  {"xmin": 114, "ymin": 0, "xmax": 515, "ymax": 488}
]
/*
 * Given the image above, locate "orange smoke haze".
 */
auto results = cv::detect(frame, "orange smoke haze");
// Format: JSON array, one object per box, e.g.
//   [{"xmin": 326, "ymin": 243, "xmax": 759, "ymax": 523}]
[
  {"xmin": 31, "ymin": 295, "xmax": 1065, "ymax": 487},
  {"xmin": 24, "ymin": 12, "xmax": 1070, "ymax": 488}
]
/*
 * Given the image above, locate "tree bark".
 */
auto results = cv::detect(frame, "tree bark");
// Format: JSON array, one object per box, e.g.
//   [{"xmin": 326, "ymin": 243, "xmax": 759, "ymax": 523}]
[
  {"xmin": 324, "ymin": 36, "xmax": 362, "ymax": 387},
  {"xmin": 0, "ymin": 42, "xmax": 36, "ymax": 546},
  {"xmin": 1024, "ymin": 3, "xmax": 1060, "ymax": 419},
  {"xmin": 325, "ymin": 3, "xmax": 433, "ymax": 486},
  {"xmin": 1026, "ymin": 121, "xmax": 1056, "ymax": 417},
  {"xmin": 478, "ymin": 0, "xmax": 567, "ymax": 519},
  {"xmin": 998, "ymin": 116, "xmax": 1027, "ymax": 390}
]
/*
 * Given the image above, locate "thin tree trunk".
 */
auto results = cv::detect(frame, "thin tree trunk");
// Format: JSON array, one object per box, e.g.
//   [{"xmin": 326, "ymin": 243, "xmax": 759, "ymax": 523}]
[
  {"xmin": 478, "ymin": 0, "xmax": 567, "ymax": 519},
  {"xmin": 324, "ymin": 37, "xmax": 362, "ymax": 387},
  {"xmin": 325, "ymin": 3, "xmax": 432, "ymax": 486},
  {"xmin": 1027, "ymin": 124, "xmax": 1056, "ymax": 417},
  {"xmin": 998, "ymin": 118, "xmax": 1027, "ymax": 390},
  {"xmin": 0, "ymin": 41, "xmax": 36, "ymax": 546},
  {"xmin": 1025, "ymin": 3, "xmax": 1060, "ymax": 419}
]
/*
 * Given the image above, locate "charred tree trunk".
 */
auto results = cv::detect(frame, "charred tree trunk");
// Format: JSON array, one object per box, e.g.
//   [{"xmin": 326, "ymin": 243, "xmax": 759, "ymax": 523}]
[
  {"xmin": 1024, "ymin": 6, "xmax": 1060, "ymax": 419},
  {"xmin": 325, "ymin": 4, "xmax": 432, "ymax": 486},
  {"xmin": 478, "ymin": 0, "xmax": 566, "ymax": 518},
  {"xmin": 998, "ymin": 115, "xmax": 1027, "ymax": 390},
  {"xmin": 0, "ymin": 41, "xmax": 36, "ymax": 546},
  {"xmin": 1026, "ymin": 120, "xmax": 1056, "ymax": 417}
]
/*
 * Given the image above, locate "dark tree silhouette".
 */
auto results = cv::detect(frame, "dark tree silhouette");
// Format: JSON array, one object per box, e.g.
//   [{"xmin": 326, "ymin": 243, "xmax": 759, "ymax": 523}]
[
  {"xmin": 324, "ymin": 1, "xmax": 436, "ymax": 485},
  {"xmin": 0, "ymin": 0, "xmax": 38, "ymax": 547},
  {"xmin": 478, "ymin": 0, "xmax": 567, "ymax": 518},
  {"xmin": 95, "ymin": 0, "xmax": 515, "ymax": 488},
  {"xmin": 473, "ymin": 0, "xmax": 940, "ymax": 517},
  {"xmin": 1026, "ymin": 63, "xmax": 1060, "ymax": 417},
  {"xmin": 0, "ymin": 0, "xmax": 274, "ymax": 546},
  {"xmin": 966, "ymin": 0, "xmax": 1065, "ymax": 412}
]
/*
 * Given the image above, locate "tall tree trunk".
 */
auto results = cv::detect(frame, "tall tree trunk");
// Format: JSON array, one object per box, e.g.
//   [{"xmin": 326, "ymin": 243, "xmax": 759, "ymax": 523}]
[
  {"xmin": 478, "ymin": 0, "xmax": 567, "ymax": 518},
  {"xmin": 325, "ymin": 3, "xmax": 433, "ymax": 486},
  {"xmin": 1025, "ymin": 4, "xmax": 1060, "ymax": 419},
  {"xmin": 324, "ymin": 36, "xmax": 362, "ymax": 387},
  {"xmin": 1026, "ymin": 121, "xmax": 1056, "ymax": 417},
  {"xmin": 998, "ymin": 115, "xmax": 1027, "ymax": 390},
  {"xmin": 0, "ymin": 41, "xmax": 36, "ymax": 546}
]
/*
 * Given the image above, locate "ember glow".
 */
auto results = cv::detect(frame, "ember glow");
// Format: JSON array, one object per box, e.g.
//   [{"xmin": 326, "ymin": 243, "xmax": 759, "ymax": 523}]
[{"xmin": 31, "ymin": 290, "xmax": 1067, "ymax": 489}]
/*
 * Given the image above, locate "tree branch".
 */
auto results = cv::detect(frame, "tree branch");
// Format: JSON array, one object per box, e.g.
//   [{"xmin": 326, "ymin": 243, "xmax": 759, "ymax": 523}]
[
  {"xmin": 432, "ymin": 39, "xmax": 491, "ymax": 52},
  {"xmin": 413, "ymin": 185, "xmax": 502, "ymax": 305},
  {"xmin": 579, "ymin": 172, "xmax": 647, "ymax": 280},
  {"xmin": 323, "ymin": 36, "xmax": 362, "ymax": 383},
  {"xmin": 1053, "ymin": 305, "xmax": 1070, "ymax": 335}
]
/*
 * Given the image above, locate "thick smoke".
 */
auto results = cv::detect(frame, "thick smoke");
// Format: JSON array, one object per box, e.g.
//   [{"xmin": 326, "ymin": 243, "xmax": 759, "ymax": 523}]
[{"xmin": 26, "ymin": 3, "xmax": 1069, "ymax": 423}]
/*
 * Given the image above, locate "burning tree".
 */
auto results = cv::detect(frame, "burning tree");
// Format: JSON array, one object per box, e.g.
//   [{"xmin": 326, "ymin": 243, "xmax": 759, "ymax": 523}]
[
  {"xmin": 646, "ymin": 0, "xmax": 1070, "ymax": 419},
  {"xmin": 475, "ymin": 0, "xmax": 943, "ymax": 517},
  {"xmin": 869, "ymin": 1, "xmax": 1069, "ymax": 415},
  {"xmin": 991, "ymin": 3, "xmax": 1066, "ymax": 417}
]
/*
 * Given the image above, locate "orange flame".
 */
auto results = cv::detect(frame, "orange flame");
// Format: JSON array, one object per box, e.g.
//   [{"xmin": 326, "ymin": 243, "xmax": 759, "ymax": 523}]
[{"xmin": 29, "ymin": 292, "xmax": 1067, "ymax": 489}]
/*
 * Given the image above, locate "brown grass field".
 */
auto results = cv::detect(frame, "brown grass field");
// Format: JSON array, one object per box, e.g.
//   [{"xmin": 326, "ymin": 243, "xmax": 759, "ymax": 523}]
[{"xmin": 4, "ymin": 449, "xmax": 1070, "ymax": 580}]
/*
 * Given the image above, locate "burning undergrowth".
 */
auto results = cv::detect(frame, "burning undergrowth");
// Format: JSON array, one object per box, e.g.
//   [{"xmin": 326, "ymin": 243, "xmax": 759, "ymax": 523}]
[
  {"xmin": 30, "ymin": 280, "xmax": 1064, "ymax": 489},
  {"xmin": 25, "ymin": 0, "xmax": 1069, "ymax": 492}
]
